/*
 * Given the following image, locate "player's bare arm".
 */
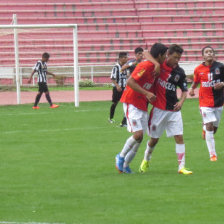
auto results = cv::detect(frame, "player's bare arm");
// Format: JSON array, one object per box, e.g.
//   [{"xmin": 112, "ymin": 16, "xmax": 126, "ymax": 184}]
[
  {"xmin": 111, "ymin": 79, "xmax": 122, "ymax": 92},
  {"xmin": 46, "ymin": 71, "xmax": 56, "ymax": 78},
  {"xmin": 214, "ymin": 82, "xmax": 224, "ymax": 90},
  {"xmin": 143, "ymin": 50, "xmax": 160, "ymax": 75},
  {"xmin": 28, "ymin": 70, "xmax": 36, "ymax": 84},
  {"xmin": 127, "ymin": 76, "xmax": 156, "ymax": 103},
  {"xmin": 121, "ymin": 61, "xmax": 137, "ymax": 72},
  {"xmin": 174, "ymin": 91, "xmax": 187, "ymax": 111},
  {"xmin": 189, "ymin": 82, "xmax": 199, "ymax": 96}
]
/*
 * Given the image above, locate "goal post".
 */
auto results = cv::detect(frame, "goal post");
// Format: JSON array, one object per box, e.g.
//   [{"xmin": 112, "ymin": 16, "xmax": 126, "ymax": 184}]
[{"xmin": 0, "ymin": 21, "xmax": 79, "ymax": 107}]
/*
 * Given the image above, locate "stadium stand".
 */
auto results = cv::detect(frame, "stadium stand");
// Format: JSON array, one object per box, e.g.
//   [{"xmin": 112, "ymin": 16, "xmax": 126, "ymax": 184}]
[{"xmin": 0, "ymin": 0, "xmax": 224, "ymax": 66}]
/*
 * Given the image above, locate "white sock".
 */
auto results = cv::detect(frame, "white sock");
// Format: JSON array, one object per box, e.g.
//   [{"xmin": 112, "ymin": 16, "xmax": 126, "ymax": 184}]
[
  {"xmin": 176, "ymin": 144, "xmax": 185, "ymax": 171},
  {"xmin": 205, "ymin": 130, "xmax": 216, "ymax": 157},
  {"xmin": 144, "ymin": 141, "xmax": 155, "ymax": 161},
  {"xmin": 123, "ymin": 142, "xmax": 141, "ymax": 168},
  {"xmin": 203, "ymin": 124, "xmax": 206, "ymax": 131},
  {"xmin": 120, "ymin": 136, "xmax": 137, "ymax": 158}
]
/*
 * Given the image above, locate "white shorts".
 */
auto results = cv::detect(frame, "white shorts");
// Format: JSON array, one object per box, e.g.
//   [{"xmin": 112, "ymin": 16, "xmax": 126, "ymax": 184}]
[
  {"xmin": 148, "ymin": 107, "xmax": 183, "ymax": 138},
  {"xmin": 123, "ymin": 103, "xmax": 149, "ymax": 133},
  {"xmin": 200, "ymin": 106, "xmax": 223, "ymax": 127}
]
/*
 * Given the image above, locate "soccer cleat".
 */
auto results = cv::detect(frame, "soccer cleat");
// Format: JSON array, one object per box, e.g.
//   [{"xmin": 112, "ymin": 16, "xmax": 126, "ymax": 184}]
[
  {"xmin": 120, "ymin": 123, "xmax": 127, "ymax": 127},
  {"xmin": 108, "ymin": 118, "xmax": 115, "ymax": 123},
  {"xmin": 115, "ymin": 154, "xmax": 124, "ymax": 173},
  {"xmin": 178, "ymin": 167, "xmax": 193, "ymax": 175},
  {"xmin": 50, "ymin": 104, "xmax": 59, "ymax": 109},
  {"xmin": 123, "ymin": 166, "xmax": 133, "ymax": 174},
  {"xmin": 202, "ymin": 129, "xmax": 206, "ymax": 140},
  {"xmin": 32, "ymin": 106, "xmax": 40, "ymax": 109},
  {"xmin": 210, "ymin": 155, "xmax": 217, "ymax": 162},
  {"xmin": 139, "ymin": 159, "xmax": 150, "ymax": 173}
]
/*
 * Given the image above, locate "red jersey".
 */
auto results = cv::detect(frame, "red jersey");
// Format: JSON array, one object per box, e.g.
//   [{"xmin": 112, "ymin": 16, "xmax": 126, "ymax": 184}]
[
  {"xmin": 120, "ymin": 60, "xmax": 155, "ymax": 111},
  {"xmin": 194, "ymin": 61, "xmax": 224, "ymax": 107},
  {"xmin": 153, "ymin": 61, "xmax": 188, "ymax": 111}
]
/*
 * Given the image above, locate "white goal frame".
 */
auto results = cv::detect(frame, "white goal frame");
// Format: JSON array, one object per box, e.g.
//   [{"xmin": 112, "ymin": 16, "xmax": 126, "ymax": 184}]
[{"xmin": 0, "ymin": 20, "xmax": 79, "ymax": 107}]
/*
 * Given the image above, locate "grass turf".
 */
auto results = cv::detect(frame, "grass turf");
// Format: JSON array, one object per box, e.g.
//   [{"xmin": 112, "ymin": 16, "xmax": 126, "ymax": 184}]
[{"xmin": 0, "ymin": 99, "xmax": 224, "ymax": 224}]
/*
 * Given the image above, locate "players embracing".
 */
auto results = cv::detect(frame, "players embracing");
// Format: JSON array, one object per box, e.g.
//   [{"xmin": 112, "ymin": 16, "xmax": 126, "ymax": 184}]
[{"xmin": 139, "ymin": 44, "xmax": 193, "ymax": 175}]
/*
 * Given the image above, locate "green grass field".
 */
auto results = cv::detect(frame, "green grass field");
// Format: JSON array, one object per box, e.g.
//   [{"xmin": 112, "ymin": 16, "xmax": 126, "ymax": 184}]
[{"xmin": 1, "ymin": 99, "xmax": 224, "ymax": 224}]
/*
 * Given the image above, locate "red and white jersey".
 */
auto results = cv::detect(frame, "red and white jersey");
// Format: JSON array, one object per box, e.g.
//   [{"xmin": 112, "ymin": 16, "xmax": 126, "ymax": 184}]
[
  {"xmin": 194, "ymin": 61, "xmax": 224, "ymax": 107},
  {"xmin": 152, "ymin": 61, "xmax": 188, "ymax": 111},
  {"xmin": 120, "ymin": 60, "xmax": 155, "ymax": 111}
]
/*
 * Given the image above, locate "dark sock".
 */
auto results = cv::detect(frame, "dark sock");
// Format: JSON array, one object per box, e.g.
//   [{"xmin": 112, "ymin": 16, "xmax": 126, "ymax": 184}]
[
  {"xmin": 121, "ymin": 116, "xmax": 127, "ymax": 125},
  {"xmin": 110, "ymin": 103, "xmax": 117, "ymax": 119},
  {"xmin": 34, "ymin": 93, "xmax": 42, "ymax": 106},
  {"xmin": 45, "ymin": 93, "xmax": 52, "ymax": 106}
]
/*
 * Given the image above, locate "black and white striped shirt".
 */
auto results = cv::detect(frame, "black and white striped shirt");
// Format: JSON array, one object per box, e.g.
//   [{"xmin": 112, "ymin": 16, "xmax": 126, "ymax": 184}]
[
  {"xmin": 111, "ymin": 62, "xmax": 127, "ymax": 88},
  {"xmin": 33, "ymin": 60, "xmax": 48, "ymax": 83}
]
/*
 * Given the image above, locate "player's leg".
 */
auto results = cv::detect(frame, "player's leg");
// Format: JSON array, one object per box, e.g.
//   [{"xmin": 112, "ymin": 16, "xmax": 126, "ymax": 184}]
[
  {"xmin": 115, "ymin": 104, "xmax": 147, "ymax": 173},
  {"xmin": 33, "ymin": 83, "xmax": 43, "ymax": 108},
  {"xmin": 139, "ymin": 107, "xmax": 165, "ymax": 173},
  {"xmin": 120, "ymin": 115, "xmax": 127, "ymax": 127},
  {"xmin": 166, "ymin": 111, "xmax": 192, "ymax": 174},
  {"xmin": 122, "ymin": 129, "xmax": 143, "ymax": 173},
  {"xmin": 139, "ymin": 138, "xmax": 159, "ymax": 173},
  {"xmin": 201, "ymin": 107, "xmax": 220, "ymax": 161},
  {"xmin": 109, "ymin": 87, "xmax": 119, "ymax": 123},
  {"xmin": 43, "ymin": 84, "xmax": 59, "ymax": 108},
  {"xmin": 33, "ymin": 91, "xmax": 43, "ymax": 108}
]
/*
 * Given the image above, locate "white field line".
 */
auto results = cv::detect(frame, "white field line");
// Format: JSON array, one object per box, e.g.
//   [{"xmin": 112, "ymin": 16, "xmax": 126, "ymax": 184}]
[
  {"xmin": 2, "ymin": 126, "xmax": 109, "ymax": 135},
  {"xmin": 0, "ymin": 222, "xmax": 66, "ymax": 224},
  {"xmin": 0, "ymin": 109, "xmax": 107, "ymax": 116}
]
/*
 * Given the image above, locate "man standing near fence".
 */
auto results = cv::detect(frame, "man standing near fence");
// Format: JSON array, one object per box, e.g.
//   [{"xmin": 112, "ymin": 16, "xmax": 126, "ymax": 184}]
[
  {"xmin": 109, "ymin": 52, "xmax": 128, "ymax": 126},
  {"xmin": 28, "ymin": 52, "xmax": 59, "ymax": 109}
]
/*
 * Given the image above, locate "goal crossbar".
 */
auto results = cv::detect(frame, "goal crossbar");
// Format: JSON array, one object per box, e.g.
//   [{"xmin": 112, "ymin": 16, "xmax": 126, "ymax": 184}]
[{"xmin": 0, "ymin": 23, "xmax": 79, "ymax": 107}]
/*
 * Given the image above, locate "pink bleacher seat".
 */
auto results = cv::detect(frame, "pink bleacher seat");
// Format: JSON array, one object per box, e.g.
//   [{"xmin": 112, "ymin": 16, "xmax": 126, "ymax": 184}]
[
  {"xmin": 139, "ymin": 15, "xmax": 224, "ymax": 23},
  {"xmin": 135, "ymin": 0, "xmax": 224, "ymax": 9},
  {"xmin": 138, "ymin": 7, "xmax": 224, "ymax": 16},
  {"xmin": 141, "ymin": 21, "xmax": 224, "ymax": 30},
  {"xmin": 0, "ymin": 2, "xmax": 134, "ymax": 11}
]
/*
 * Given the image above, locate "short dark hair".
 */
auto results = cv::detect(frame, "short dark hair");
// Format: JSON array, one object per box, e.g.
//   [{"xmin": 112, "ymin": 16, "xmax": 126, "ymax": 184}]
[
  {"xmin": 150, "ymin": 43, "xmax": 168, "ymax": 58},
  {"xmin": 168, "ymin": 44, "xmax": 184, "ymax": 55},
  {"xmin": 135, "ymin": 47, "xmax": 143, "ymax": 54},
  {"xmin": 42, "ymin": 52, "xmax": 50, "ymax": 59},
  {"xmin": 201, "ymin": 45, "xmax": 215, "ymax": 55},
  {"xmin": 119, "ymin": 52, "xmax": 128, "ymax": 59}
]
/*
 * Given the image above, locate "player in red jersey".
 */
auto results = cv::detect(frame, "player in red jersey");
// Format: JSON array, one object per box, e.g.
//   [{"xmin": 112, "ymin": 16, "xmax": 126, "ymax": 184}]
[
  {"xmin": 189, "ymin": 46, "xmax": 224, "ymax": 161},
  {"xmin": 115, "ymin": 43, "xmax": 168, "ymax": 173},
  {"xmin": 139, "ymin": 44, "xmax": 193, "ymax": 175}
]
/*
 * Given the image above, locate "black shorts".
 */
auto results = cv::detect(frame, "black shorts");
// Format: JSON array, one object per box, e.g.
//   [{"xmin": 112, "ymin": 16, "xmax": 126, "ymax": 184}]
[
  {"xmin": 38, "ymin": 82, "xmax": 49, "ymax": 93},
  {"xmin": 112, "ymin": 87, "xmax": 124, "ymax": 103}
]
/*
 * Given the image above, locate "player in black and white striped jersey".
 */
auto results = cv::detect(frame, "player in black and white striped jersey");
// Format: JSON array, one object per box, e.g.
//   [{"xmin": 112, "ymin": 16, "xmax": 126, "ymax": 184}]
[
  {"xmin": 109, "ymin": 52, "xmax": 128, "ymax": 126},
  {"xmin": 28, "ymin": 52, "xmax": 59, "ymax": 109}
]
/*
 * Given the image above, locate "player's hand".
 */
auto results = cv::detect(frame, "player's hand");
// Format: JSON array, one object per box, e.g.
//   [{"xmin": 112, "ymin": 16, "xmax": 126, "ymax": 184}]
[
  {"xmin": 27, "ymin": 78, "xmax": 32, "ymax": 84},
  {"xmin": 188, "ymin": 88, "xmax": 195, "ymax": 97},
  {"xmin": 214, "ymin": 82, "xmax": 224, "ymax": 90},
  {"xmin": 146, "ymin": 92, "xmax": 156, "ymax": 103},
  {"xmin": 116, "ymin": 86, "xmax": 122, "ymax": 92},
  {"xmin": 173, "ymin": 102, "xmax": 182, "ymax": 111}
]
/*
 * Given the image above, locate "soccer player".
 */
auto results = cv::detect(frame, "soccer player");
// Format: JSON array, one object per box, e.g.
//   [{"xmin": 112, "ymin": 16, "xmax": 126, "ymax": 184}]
[
  {"xmin": 28, "ymin": 52, "xmax": 59, "ymax": 109},
  {"xmin": 121, "ymin": 47, "xmax": 144, "ymax": 75},
  {"xmin": 109, "ymin": 52, "xmax": 128, "ymax": 126},
  {"xmin": 189, "ymin": 46, "xmax": 224, "ymax": 161},
  {"xmin": 115, "ymin": 43, "xmax": 168, "ymax": 173},
  {"xmin": 139, "ymin": 44, "xmax": 193, "ymax": 175}
]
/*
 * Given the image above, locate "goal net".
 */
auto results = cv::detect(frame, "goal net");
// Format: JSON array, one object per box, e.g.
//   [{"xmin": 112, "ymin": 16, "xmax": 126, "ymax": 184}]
[{"xmin": 0, "ymin": 18, "xmax": 79, "ymax": 107}]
